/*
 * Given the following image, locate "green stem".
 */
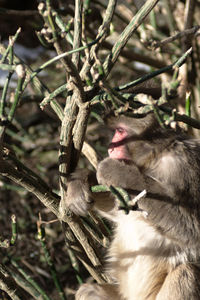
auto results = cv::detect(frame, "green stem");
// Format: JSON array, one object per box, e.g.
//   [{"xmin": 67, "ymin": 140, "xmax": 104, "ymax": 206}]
[
  {"xmin": 37, "ymin": 222, "xmax": 67, "ymax": 300},
  {"xmin": 10, "ymin": 215, "xmax": 17, "ymax": 245},
  {"xmin": 103, "ymin": 0, "xmax": 160, "ymax": 77},
  {"xmin": 8, "ymin": 65, "xmax": 25, "ymax": 122},
  {"xmin": 40, "ymin": 83, "xmax": 68, "ymax": 109},
  {"xmin": 109, "ymin": 186, "xmax": 130, "ymax": 214},
  {"xmin": 10, "ymin": 259, "xmax": 52, "ymax": 300}
]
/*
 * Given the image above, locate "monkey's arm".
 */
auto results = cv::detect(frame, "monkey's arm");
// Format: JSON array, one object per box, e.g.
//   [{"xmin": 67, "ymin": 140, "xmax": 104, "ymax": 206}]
[
  {"xmin": 97, "ymin": 158, "xmax": 200, "ymax": 247},
  {"xmin": 97, "ymin": 157, "xmax": 146, "ymax": 191}
]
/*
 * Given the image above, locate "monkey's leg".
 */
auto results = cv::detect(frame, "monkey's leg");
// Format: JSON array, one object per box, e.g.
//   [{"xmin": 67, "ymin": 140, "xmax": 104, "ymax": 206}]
[
  {"xmin": 75, "ymin": 283, "xmax": 121, "ymax": 300},
  {"xmin": 156, "ymin": 264, "xmax": 200, "ymax": 300}
]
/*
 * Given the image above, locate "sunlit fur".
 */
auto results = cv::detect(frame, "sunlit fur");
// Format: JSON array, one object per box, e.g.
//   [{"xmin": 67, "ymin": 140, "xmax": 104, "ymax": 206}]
[{"xmin": 64, "ymin": 114, "xmax": 200, "ymax": 300}]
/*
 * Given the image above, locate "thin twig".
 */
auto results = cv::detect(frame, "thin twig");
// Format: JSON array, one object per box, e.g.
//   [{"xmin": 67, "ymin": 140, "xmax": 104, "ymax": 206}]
[
  {"xmin": 152, "ymin": 26, "xmax": 200, "ymax": 49},
  {"xmin": 80, "ymin": 0, "xmax": 117, "ymax": 80},
  {"xmin": 0, "ymin": 43, "xmax": 64, "ymax": 121},
  {"xmin": 72, "ymin": 0, "xmax": 82, "ymax": 67},
  {"xmin": 103, "ymin": 0, "xmax": 160, "ymax": 77}
]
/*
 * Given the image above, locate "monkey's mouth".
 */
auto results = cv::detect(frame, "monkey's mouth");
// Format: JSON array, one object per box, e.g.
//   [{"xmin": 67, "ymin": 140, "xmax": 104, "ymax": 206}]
[{"xmin": 108, "ymin": 145, "xmax": 131, "ymax": 162}]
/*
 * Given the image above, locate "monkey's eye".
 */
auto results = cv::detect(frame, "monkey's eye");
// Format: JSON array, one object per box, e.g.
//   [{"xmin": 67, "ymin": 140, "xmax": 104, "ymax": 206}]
[{"xmin": 116, "ymin": 127, "xmax": 125, "ymax": 134}]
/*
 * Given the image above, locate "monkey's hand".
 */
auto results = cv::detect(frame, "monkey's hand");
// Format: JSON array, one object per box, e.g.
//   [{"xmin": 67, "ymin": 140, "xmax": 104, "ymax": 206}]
[
  {"xmin": 59, "ymin": 169, "xmax": 95, "ymax": 217},
  {"xmin": 97, "ymin": 157, "xmax": 145, "ymax": 190}
]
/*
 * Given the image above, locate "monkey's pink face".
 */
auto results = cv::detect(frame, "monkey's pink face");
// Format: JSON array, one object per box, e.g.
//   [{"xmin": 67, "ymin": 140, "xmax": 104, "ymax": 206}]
[{"xmin": 108, "ymin": 125, "xmax": 131, "ymax": 161}]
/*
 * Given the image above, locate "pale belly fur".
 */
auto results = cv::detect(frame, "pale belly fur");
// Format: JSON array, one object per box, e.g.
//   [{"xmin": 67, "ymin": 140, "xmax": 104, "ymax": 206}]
[{"xmin": 107, "ymin": 211, "xmax": 185, "ymax": 300}]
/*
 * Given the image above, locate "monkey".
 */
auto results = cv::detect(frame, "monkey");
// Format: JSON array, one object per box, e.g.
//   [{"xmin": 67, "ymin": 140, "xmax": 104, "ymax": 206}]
[{"xmin": 62, "ymin": 112, "xmax": 200, "ymax": 300}]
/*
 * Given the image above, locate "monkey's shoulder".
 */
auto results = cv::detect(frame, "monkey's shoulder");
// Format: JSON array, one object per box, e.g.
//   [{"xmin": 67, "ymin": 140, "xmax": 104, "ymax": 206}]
[
  {"xmin": 167, "ymin": 136, "xmax": 200, "ymax": 166},
  {"xmin": 154, "ymin": 133, "xmax": 200, "ymax": 165},
  {"xmin": 147, "ymin": 135, "xmax": 200, "ymax": 198}
]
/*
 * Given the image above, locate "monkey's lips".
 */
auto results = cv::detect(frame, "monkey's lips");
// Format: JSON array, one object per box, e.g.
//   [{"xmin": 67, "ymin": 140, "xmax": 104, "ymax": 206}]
[{"xmin": 108, "ymin": 145, "xmax": 131, "ymax": 162}]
